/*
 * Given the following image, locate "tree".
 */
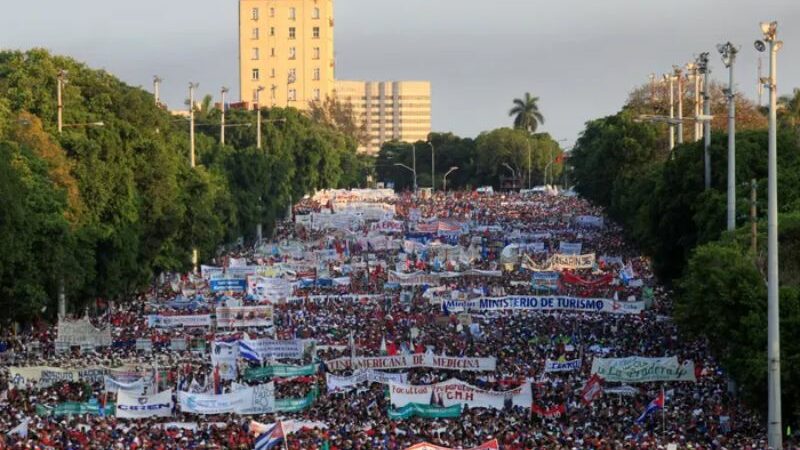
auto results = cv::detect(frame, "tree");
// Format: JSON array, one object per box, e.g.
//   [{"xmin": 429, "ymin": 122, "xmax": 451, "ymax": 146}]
[
  {"xmin": 509, "ymin": 92, "xmax": 544, "ymax": 133},
  {"xmin": 308, "ymin": 96, "xmax": 368, "ymax": 149}
]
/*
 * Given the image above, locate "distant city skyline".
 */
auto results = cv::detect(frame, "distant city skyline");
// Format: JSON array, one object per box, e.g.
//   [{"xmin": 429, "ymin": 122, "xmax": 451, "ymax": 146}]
[{"xmin": 1, "ymin": 0, "xmax": 798, "ymax": 144}]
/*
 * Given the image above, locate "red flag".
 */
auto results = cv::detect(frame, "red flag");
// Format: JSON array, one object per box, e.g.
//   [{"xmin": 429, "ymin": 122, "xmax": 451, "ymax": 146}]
[{"xmin": 580, "ymin": 374, "xmax": 604, "ymax": 405}]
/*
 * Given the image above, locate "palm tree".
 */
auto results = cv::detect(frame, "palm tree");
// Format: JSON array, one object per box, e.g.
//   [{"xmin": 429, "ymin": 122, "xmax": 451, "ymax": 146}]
[{"xmin": 509, "ymin": 93, "xmax": 544, "ymax": 133}]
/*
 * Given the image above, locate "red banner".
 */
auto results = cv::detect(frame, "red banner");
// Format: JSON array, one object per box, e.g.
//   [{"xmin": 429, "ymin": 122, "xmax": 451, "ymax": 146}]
[
  {"xmin": 560, "ymin": 271, "xmax": 613, "ymax": 287},
  {"xmin": 531, "ymin": 404, "xmax": 566, "ymax": 418}
]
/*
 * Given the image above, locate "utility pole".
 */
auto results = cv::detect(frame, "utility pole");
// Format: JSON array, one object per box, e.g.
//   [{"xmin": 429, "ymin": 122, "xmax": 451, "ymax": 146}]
[
  {"xmin": 673, "ymin": 66, "xmax": 684, "ymax": 145},
  {"xmin": 189, "ymin": 82, "xmax": 198, "ymax": 168},
  {"xmin": 697, "ymin": 53, "xmax": 711, "ymax": 190},
  {"xmin": 751, "ymin": 179, "xmax": 757, "ymax": 255},
  {"xmin": 220, "ymin": 87, "xmax": 229, "ymax": 145},
  {"xmin": 664, "ymin": 74, "xmax": 675, "ymax": 151},
  {"xmin": 756, "ymin": 20, "xmax": 783, "ymax": 450},
  {"xmin": 256, "ymin": 86, "xmax": 265, "ymax": 149},
  {"xmin": 718, "ymin": 42, "xmax": 738, "ymax": 231},
  {"xmin": 153, "ymin": 75, "xmax": 162, "ymax": 106},
  {"xmin": 57, "ymin": 69, "xmax": 67, "ymax": 134}
]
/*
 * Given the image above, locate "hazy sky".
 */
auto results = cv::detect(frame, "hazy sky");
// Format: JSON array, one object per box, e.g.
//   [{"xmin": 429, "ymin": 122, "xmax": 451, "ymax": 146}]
[{"xmin": 1, "ymin": 0, "xmax": 799, "ymax": 144}]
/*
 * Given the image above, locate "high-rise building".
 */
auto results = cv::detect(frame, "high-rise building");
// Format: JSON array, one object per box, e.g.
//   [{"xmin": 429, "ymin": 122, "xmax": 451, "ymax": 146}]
[
  {"xmin": 334, "ymin": 80, "xmax": 431, "ymax": 155},
  {"xmin": 239, "ymin": 0, "xmax": 335, "ymax": 109}
]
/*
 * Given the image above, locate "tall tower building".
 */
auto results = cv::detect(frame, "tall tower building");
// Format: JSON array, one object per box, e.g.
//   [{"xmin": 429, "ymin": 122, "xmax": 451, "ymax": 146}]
[{"xmin": 239, "ymin": 0, "xmax": 335, "ymax": 109}]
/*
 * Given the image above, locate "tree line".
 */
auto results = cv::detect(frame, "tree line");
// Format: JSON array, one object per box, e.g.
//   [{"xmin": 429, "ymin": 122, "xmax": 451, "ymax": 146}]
[
  {"xmin": 376, "ymin": 93, "xmax": 563, "ymax": 191},
  {"xmin": 0, "ymin": 49, "xmax": 367, "ymax": 323},
  {"xmin": 569, "ymin": 81, "xmax": 800, "ymax": 424}
]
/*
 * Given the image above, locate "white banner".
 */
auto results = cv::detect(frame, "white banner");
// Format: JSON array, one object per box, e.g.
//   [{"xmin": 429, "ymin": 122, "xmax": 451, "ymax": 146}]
[
  {"xmin": 326, "ymin": 369, "xmax": 408, "ymax": 393},
  {"xmin": 247, "ymin": 276, "xmax": 292, "ymax": 301},
  {"xmin": 210, "ymin": 341, "xmax": 239, "ymax": 381},
  {"xmin": 389, "ymin": 379, "xmax": 531, "ymax": 410},
  {"xmin": 201, "ymin": 265, "xmax": 224, "ymax": 280},
  {"xmin": 147, "ymin": 314, "xmax": 212, "ymax": 328},
  {"xmin": 325, "ymin": 354, "xmax": 496, "ymax": 372},
  {"xmin": 247, "ymin": 338, "xmax": 305, "ymax": 360},
  {"xmin": 551, "ymin": 253, "xmax": 595, "ymax": 270},
  {"xmin": 215, "ymin": 306, "xmax": 274, "ymax": 328},
  {"xmin": 442, "ymin": 296, "xmax": 645, "ymax": 315},
  {"xmin": 178, "ymin": 383, "xmax": 275, "ymax": 415},
  {"xmin": 591, "ymin": 357, "xmax": 697, "ymax": 383},
  {"xmin": 544, "ymin": 359, "xmax": 582, "ymax": 373},
  {"xmin": 117, "ymin": 389, "xmax": 174, "ymax": 419},
  {"xmin": 104, "ymin": 376, "xmax": 149, "ymax": 395}
]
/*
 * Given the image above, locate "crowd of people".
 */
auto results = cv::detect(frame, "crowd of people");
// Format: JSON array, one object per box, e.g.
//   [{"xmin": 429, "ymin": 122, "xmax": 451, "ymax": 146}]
[{"xmin": 0, "ymin": 190, "xmax": 778, "ymax": 449}]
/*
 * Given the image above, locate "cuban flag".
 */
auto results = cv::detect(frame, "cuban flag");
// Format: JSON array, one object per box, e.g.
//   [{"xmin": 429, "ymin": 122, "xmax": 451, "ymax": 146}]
[
  {"xmin": 635, "ymin": 389, "xmax": 665, "ymax": 424},
  {"xmin": 239, "ymin": 337, "xmax": 262, "ymax": 363},
  {"xmin": 251, "ymin": 420, "xmax": 285, "ymax": 450}
]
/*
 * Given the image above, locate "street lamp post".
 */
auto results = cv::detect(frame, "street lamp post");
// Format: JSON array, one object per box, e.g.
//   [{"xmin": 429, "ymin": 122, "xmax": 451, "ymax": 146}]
[
  {"xmin": 427, "ymin": 141, "xmax": 435, "ymax": 191},
  {"xmin": 394, "ymin": 163, "xmax": 417, "ymax": 194},
  {"xmin": 718, "ymin": 42, "xmax": 738, "ymax": 231},
  {"xmin": 188, "ymin": 82, "xmax": 199, "ymax": 168},
  {"xmin": 756, "ymin": 21, "xmax": 783, "ymax": 450},
  {"xmin": 443, "ymin": 166, "xmax": 458, "ymax": 192},
  {"xmin": 696, "ymin": 53, "xmax": 712, "ymax": 190},
  {"xmin": 412, "ymin": 144, "xmax": 417, "ymax": 192},
  {"xmin": 686, "ymin": 63, "xmax": 702, "ymax": 142},
  {"xmin": 220, "ymin": 87, "xmax": 229, "ymax": 145}
]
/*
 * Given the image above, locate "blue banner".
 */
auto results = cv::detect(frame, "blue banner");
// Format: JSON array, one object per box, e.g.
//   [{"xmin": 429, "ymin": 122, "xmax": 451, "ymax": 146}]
[{"xmin": 210, "ymin": 279, "xmax": 247, "ymax": 292}]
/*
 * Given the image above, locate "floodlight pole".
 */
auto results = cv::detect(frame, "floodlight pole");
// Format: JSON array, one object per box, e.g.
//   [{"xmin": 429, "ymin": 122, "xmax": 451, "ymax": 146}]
[
  {"xmin": 718, "ymin": 43, "xmax": 738, "ymax": 231},
  {"xmin": 698, "ymin": 53, "xmax": 711, "ymax": 190},
  {"xmin": 666, "ymin": 74, "xmax": 675, "ymax": 150},
  {"xmin": 674, "ymin": 66, "xmax": 684, "ymax": 145},
  {"xmin": 256, "ymin": 86, "xmax": 265, "ymax": 149},
  {"xmin": 758, "ymin": 21, "xmax": 783, "ymax": 450},
  {"xmin": 153, "ymin": 76, "xmax": 162, "ymax": 106},
  {"xmin": 189, "ymin": 82, "xmax": 198, "ymax": 168},
  {"xmin": 57, "ymin": 70, "xmax": 66, "ymax": 134},
  {"xmin": 220, "ymin": 87, "xmax": 229, "ymax": 145}
]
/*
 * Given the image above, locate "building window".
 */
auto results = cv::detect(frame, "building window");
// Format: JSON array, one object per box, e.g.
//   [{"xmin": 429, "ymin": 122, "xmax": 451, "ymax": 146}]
[
  {"xmin": 251, "ymin": 68, "xmax": 260, "ymax": 81},
  {"xmin": 312, "ymin": 27, "xmax": 320, "ymax": 39},
  {"xmin": 312, "ymin": 7, "xmax": 320, "ymax": 19},
  {"xmin": 270, "ymin": 68, "xmax": 276, "ymax": 78},
  {"xmin": 314, "ymin": 89, "xmax": 321, "ymax": 100},
  {"xmin": 288, "ymin": 89, "xmax": 297, "ymax": 101},
  {"xmin": 288, "ymin": 69, "xmax": 297, "ymax": 83},
  {"xmin": 270, "ymin": 47, "xmax": 275, "ymax": 57},
  {"xmin": 269, "ymin": 7, "xmax": 275, "ymax": 17},
  {"xmin": 313, "ymin": 68, "xmax": 320, "ymax": 80},
  {"xmin": 251, "ymin": 28, "xmax": 259, "ymax": 40},
  {"xmin": 252, "ymin": 89, "xmax": 259, "ymax": 103},
  {"xmin": 313, "ymin": 47, "xmax": 320, "ymax": 60},
  {"xmin": 251, "ymin": 47, "xmax": 260, "ymax": 60},
  {"xmin": 288, "ymin": 47, "xmax": 296, "ymax": 60},
  {"xmin": 289, "ymin": 27, "xmax": 296, "ymax": 39},
  {"xmin": 251, "ymin": 8, "xmax": 259, "ymax": 20},
  {"xmin": 270, "ymin": 27, "xmax": 275, "ymax": 37},
  {"xmin": 289, "ymin": 7, "xmax": 296, "ymax": 20}
]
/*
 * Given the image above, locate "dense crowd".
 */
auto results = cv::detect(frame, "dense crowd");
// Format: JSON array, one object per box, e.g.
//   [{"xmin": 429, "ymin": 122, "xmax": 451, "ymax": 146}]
[{"xmin": 0, "ymin": 190, "xmax": 780, "ymax": 449}]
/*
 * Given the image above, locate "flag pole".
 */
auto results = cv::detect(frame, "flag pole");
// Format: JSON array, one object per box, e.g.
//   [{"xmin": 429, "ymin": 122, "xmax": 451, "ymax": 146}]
[
  {"xmin": 282, "ymin": 421, "xmax": 289, "ymax": 450},
  {"xmin": 661, "ymin": 385, "xmax": 666, "ymax": 436}
]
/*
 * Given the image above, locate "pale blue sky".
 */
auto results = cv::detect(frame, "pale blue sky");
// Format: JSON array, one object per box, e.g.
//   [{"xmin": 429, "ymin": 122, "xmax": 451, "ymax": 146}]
[{"xmin": 1, "ymin": 0, "xmax": 798, "ymax": 143}]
